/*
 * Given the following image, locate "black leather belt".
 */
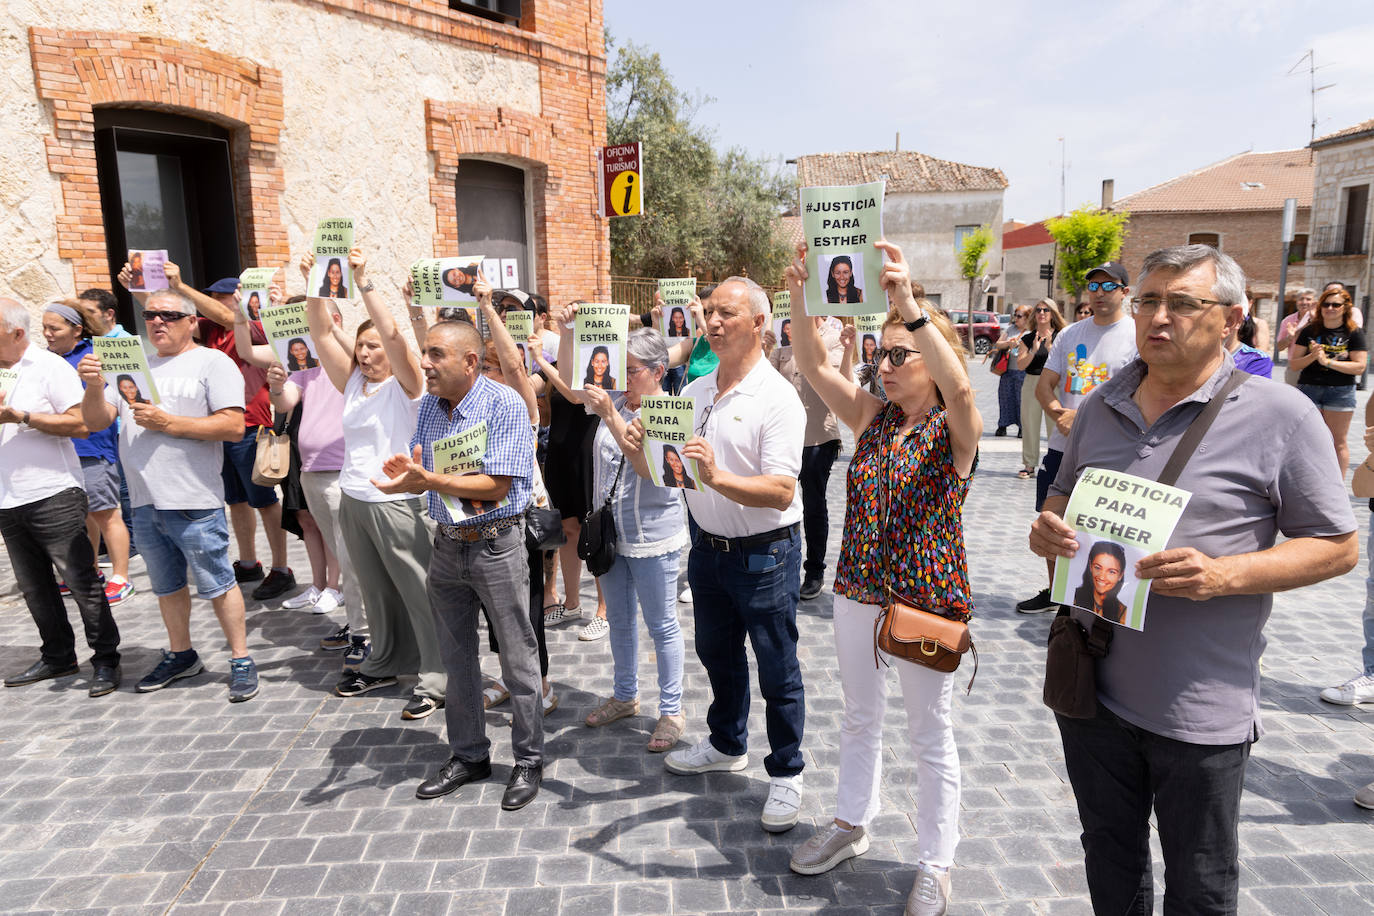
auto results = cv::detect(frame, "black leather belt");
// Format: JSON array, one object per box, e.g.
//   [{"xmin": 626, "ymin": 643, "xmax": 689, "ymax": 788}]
[{"xmin": 693, "ymin": 522, "xmax": 799, "ymax": 553}]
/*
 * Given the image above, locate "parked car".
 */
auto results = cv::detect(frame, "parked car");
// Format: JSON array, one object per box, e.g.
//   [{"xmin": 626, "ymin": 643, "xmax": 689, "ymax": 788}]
[{"xmin": 947, "ymin": 310, "xmax": 1002, "ymax": 354}]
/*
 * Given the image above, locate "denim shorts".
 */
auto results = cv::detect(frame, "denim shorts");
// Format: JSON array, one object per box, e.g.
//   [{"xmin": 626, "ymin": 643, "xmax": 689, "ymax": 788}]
[
  {"xmin": 1298, "ymin": 383, "xmax": 1356, "ymax": 412},
  {"xmin": 79, "ymin": 456, "xmax": 120, "ymax": 512},
  {"xmin": 132, "ymin": 505, "xmax": 237, "ymax": 599},
  {"xmin": 222, "ymin": 426, "xmax": 280, "ymax": 508}
]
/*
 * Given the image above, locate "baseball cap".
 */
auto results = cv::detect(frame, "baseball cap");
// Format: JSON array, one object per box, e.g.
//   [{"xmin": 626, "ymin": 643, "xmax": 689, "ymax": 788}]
[
  {"xmin": 203, "ymin": 278, "xmax": 240, "ymax": 294},
  {"xmin": 1085, "ymin": 261, "xmax": 1128, "ymax": 286}
]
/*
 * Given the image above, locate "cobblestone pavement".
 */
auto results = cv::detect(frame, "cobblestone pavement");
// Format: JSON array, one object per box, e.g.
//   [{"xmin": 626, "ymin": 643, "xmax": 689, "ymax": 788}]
[{"xmin": 2, "ymin": 363, "xmax": 1373, "ymax": 915}]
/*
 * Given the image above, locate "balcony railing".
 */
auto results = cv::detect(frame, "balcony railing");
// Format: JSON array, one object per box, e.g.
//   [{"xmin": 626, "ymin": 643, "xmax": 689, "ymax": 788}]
[{"xmin": 1311, "ymin": 223, "xmax": 1371, "ymax": 258}]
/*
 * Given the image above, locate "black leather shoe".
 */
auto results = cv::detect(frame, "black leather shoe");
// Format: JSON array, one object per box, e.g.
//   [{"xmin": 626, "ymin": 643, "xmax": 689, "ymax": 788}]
[
  {"xmin": 501, "ymin": 763, "xmax": 543, "ymax": 811},
  {"xmin": 4, "ymin": 660, "xmax": 79, "ymax": 687},
  {"xmin": 89, "ymin": 665, "xmax": 121, "ymax": 698},
  {"xmin": 416, "ymin": 756, "xmax": 491, "ymax": 800}
]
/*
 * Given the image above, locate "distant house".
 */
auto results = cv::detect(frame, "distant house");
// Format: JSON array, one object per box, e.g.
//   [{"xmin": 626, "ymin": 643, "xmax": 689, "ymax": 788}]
[
  {"xmin": 1002, "ymin": 220, "xmax": 1062, "ymax": 307},
  {"xmin": 793, "ymin": 151, "xmax": 1008, "ymax": 311},
  {"xmin": 1110, "ymin": 150, "xmax": 1313, "ymax": 336},
  {"xmin": 1305, "ymin": 118, "xmax": 1374, "ymax": 317}
]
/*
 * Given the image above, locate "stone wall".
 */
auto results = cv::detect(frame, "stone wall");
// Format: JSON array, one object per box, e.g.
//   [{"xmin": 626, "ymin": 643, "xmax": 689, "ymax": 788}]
[
  {"xmin": 1305, "ymin": 136, "xmax": 1374, "ymax": 307},
  {"xmin": 1, "ymin": 0, "xmax": 608, "ymax": 327},
  {"xmin": 884, "ymin": 189, "xmax": 1004, "ymax": 311}
]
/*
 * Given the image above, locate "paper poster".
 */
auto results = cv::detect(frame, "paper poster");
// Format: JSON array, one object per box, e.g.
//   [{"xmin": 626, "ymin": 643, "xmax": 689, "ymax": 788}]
[
  {"xmin": 641, "ymin": 395, "xmax": 701, "ymax": 490},
  {"xmin": 504, "ymin": 310, "xmax": 535, "ymax": 373},
  {"xmin": 0, "ymin": 367, "xmax": 19, "ymax": 402},
  {"xmin": 258, "ymin": 302, "xmax": 318, "ymax": 373},
  {"xmin": 574, "ymin": 304, "xmax": 629, "ymax": 391},
  {"xmin": 411, "ymin": 256, "xmax": 486, "ymax": 308},
  {"xmin": 238, "ymin": 267, "xmax": 277, "ymax": 321},
  {"xmin": 481, "ymin": 258, "xmax": 502, "ymax": 289},
  {"xmin": 432, "ymin": 421, "xmax": 511, "ymax": 521},
  {"xmin": 855, "ymin": 312, "xmax": 885, "ymax": 366},
  {"xmin": 93, "ymin": 336, "xmax": 160, "ymax": 405},
  {"xmin": 799, "ymin": 180, "xmax": 886, "ymax": 317},
  {"xmin": 310, "ymin": 218, "xmax": 354, "ymax": 300},
  {"xmin": 1051, "ymin": 467, "xmax": 1192, "ymax": 631},
  {"xmin": 658, "ymin": 278, "xmax": 696, "ymax": 340},
  {"xmin": 771, "ymin": 290, "xmax": 792, "ymax": 348},
  {"xmin": 501, "ymin": 258, "xmax": 519, "ymax": 289},
  {"xmin": 127, "ymin": 249, "xmax": 168, "ymax": 293}
]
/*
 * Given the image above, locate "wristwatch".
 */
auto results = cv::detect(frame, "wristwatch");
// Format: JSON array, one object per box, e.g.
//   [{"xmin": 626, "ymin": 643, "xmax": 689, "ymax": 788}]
[
  {"xmin": 903, "ymin": 309, "xmax": 928, "ymax": 332},
  {"xmin": 358, "ymin": 279, "xmax": 375, "ymax": 294},
  {"xmin": 21, "ymin": 411, "xmax": 31, "ymax": 426}
]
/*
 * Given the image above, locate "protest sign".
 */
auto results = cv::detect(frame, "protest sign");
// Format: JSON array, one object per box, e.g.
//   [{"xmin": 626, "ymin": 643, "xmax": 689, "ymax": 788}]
[
  {"xmin": 93, "ymin": 336, "xmax": 160, "ymax": 405},
  {"xmin": 411, "ymin": 256, "xmax": 486, "ymax": 309},
  {"xmin": 1051, "ymin": 467, "xmax": 1192, "ymax": 631},
  {"xmin": 432, "ymin": 421, "xmax": 511, "ymax": 522},
  {"xmin": 310, "ymin": 218, "xmax": 354, "ymax": 299},
  {"xmin": 238, "ymin": 267, "xmax": 277, "ymax": 321},
  {"xmin": 480, "ymin": 258, "xmax": 502, "ymax": 289},
  {"xmin": 503, "ymin": 310, "xmax": 535, "ymax": 373},
  {"xmin": 0, "ymin": 367, "xmax": 19, "ymax": 402},
  {"xmin": 501, "ymin": 258, "xmax": 520, "ymax": 289},
  {"xmin": 641, "ymin": 395, "xmax": 701, "ymax": 490},
  {"xmin": 258, "ymin": 302, "xmax": 318, "ymax": 372},
  {"xmin": 799, "ymin": 180, "xmax": 885, "ymax": 317},
  {"xmin": 574, "ymin": 304, "xmax": 629, "ymax": 391},
  {"xmin": 854, "ymin": 312, "xmax": 885, "ymax": 366},
  {"xmin": 771, "ymin": 290, "xmax": 792, "ymax": 348},
  {"xmin": 657, "ymin": 278, "xmax": 696, "ymax": 340},
  {"xmin": 127, "ymin": 249, "xmax": 168, "ymax": 292}
]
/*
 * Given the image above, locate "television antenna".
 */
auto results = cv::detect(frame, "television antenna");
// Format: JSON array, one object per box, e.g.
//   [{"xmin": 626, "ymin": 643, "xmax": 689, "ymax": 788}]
[{"xmin": 1288, "ymin": 49, "xmax": 1336, "ymax": 146}]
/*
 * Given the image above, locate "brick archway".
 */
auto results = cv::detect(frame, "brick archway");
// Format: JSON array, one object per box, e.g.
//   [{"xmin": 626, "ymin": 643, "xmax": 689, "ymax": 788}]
[{"xmin": 28, "ymin": 28, "xmax": 287, "ymax": 290}]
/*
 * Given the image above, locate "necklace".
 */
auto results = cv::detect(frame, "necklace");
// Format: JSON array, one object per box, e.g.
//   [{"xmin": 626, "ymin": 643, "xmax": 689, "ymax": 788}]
[{"xmin": 361, "ymin": 377, "xmax": 385, "ymax": 398}]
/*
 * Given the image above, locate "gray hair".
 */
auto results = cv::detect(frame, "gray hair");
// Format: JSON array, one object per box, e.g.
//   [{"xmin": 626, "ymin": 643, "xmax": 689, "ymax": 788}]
[
  {"xmin": 718, "ymin": 276, "xmax": 772, "ymax": 318},
  {"xmin": 1136, "ymin": 244, "xmax": 1246, "ymax": 306},
  {"xmin": 0, "ymin": 299, "xmax": 31, "ymax": 335},
  {"xmin": 1292, "ymin": 287, "xmax": 1316, "ymax": 299},
  {"xmin": 146, "ymin": 288, "xmax": 196, "ymax": 314},
  {"xmin": 626, "ymin": 327, "xmax": 668, "ymax": 371}
]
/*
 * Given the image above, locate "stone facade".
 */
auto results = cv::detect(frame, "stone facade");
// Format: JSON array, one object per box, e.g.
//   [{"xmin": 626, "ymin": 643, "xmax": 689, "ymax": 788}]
[
  {"xmin": 1305, "ymin": 130, "xmax": 1374, "ymax": 311},
  {"xmin": 1, "ymin": 0, "xmax": 607, "ymax": 326},
  {"xmin": 885, "ymin": 190, "xmax": 1005, "ymax": 311}
]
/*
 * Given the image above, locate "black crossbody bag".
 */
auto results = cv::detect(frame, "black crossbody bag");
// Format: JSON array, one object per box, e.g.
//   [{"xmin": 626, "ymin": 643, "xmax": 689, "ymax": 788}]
[{"xmin": 1044, "ymin": 370, "xmax": 1248, "ymax": 718}]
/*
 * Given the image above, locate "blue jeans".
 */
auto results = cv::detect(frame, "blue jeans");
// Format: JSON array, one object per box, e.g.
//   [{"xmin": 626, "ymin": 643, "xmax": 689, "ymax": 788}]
[
  {"xmin": 132, "ymin": 505, "xmax": 236, "ymax": 599},
  {"xmin": 1363, "ymin": 512, "xmax": 1374, "ymax": 675},
  {"xmin": 600, "ymin": 549, "xmax": 684, "ymax": 715},
  {"xmin": 687, "ymin": 518, "xmax": 804, "ymax": 777},
  {"xmin": 1057, "ymin": 703, "xmax": 1250, "ymax": 915}
]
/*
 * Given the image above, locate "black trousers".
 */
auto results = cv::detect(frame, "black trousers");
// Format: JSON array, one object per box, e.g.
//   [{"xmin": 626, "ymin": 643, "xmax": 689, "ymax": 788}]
[
  {"xmin": 799, "ymin": 439, "xmax": 841, "ymax": 577},
  {"xmin": 0, "ymin": 487, "xmax": 120, "ymax": 669}
]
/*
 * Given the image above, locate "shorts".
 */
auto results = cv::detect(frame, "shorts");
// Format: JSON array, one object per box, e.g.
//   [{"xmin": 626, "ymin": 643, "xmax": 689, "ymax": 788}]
[
  {"xmin": 221, "ymin": 426, "xmax": 281, "ymax": 508},
  {"xmin": 1298, "ymin": 383, "xmax": 1356, "ymax": 412},
  {"xmin": 79, "ymin": 456, "xmax": 120, "ymax": 512},
  {"xmin": 1035, "ymin": 448, "xmax": 1064, "ymax": 513},
  {"xmin": 132, "ymin": 505, "xmax": 237, "ymax": 599}
]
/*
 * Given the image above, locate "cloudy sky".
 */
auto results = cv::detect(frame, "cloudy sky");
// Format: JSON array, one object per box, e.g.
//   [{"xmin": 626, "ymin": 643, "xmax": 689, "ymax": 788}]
[{"xmin": 603, "ymin": 0, "xmax": 1373, "ymax": 223}]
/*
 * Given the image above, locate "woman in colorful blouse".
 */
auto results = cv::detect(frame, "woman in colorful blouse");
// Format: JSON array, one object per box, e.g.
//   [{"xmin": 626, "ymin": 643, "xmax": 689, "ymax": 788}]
[{"xmin": 781, "ymin": 240, "xmax": 981, "ymax": 916}]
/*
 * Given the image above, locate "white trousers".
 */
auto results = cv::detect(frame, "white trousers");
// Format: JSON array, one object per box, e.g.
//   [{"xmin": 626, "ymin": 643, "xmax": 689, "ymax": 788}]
[
  {"xmin": 832, "ymin": 595, "xmax": 961, "ymax": 867},
  {"xmin": 299, "ymin": 470, "xmax": 367, "ymax": 636}
]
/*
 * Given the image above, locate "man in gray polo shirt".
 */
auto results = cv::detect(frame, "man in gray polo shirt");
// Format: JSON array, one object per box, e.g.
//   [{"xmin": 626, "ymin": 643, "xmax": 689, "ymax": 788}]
[{"xmin": 1029, "ymin": 244, "xmax": 1357, "ymax": 914}]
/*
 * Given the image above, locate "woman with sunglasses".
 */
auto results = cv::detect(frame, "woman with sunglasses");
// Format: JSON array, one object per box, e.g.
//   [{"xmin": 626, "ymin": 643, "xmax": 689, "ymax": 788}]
[
  {"xmin": 1016, "ymin": 299, "xmax": 1065, "ymax": 479},
  {"xmin": 988, "ymin": 307, "xmax": 1028, "ymax": 437},
  {"xmin": 1073, "ymin": 303, "xmax": 1092, "ymax": 321},
  {"xmin": 1291, "ymin": 286, "xmax": 1367, "ymax": 476},
  {"xmin": 781, "ymin": 241, "xmax": 980, "ymax": 915}
]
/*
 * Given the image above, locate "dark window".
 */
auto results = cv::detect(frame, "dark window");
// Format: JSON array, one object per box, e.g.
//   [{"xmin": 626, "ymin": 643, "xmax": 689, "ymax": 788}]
[
  {"xmin": 1289, "ymin": 233, "xmax": 1308, "ymax": 263},
  {"xmin": 450, "ymin": 1, "xmax": 521, "ymax": 25},
  {"xmin": 93, "ymin": 110, "xmax": 240, "ymax": 334},
  {"xmin": 456, "ymin": 160, "xmax": 529, "ymax": 291},
  {"xmin": 1343, "ymin": 185, "xmax": 1369, "ymax": 255},
  {"xmin": 1188, "ymin": 232, "xmax": 1220, "ymax": 249}
]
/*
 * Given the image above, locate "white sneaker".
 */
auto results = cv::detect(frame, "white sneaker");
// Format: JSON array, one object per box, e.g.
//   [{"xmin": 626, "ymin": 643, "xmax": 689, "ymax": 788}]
[
  {"xmin": 790, "ymin": 822, "xmax": 869, "ymax": 874},
  {"xmin": 761, "ymin": 773, "xmax": 803, "ymax": 833},
  {"xmin": 664, "ymin": 737, "xmax": 747, "ymax": 775},
  {"xmin": 312, "ymin": 587, "xmax": 343, "ymax": 616},
  {"xmin": 280, "ymin": 586, "xmax": 321, "ymax": 610},
  {"xmin": 1320, "ymin": 673, "xmax": 1374, "ymax": 705},
  {"xmin": 906, "ymin": 863, "xmax": 951, "ymax": 916},
  {"xmin": 678, "ymin": 585, "xmax": 693, "ymax": 604}
]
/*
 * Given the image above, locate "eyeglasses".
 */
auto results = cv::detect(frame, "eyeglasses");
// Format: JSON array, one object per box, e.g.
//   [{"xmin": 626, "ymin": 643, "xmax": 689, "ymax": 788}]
[
  {"xmin": 626, "ymin": 365, "xmax": 653, "ymax": 376},
  {"xmin": 1087, "ymin": 281, "xmax": 1122, "ymax": 292},
  {"xmin": 1034, "ymin": 307, "xmax": 1052, "ymax": 313},
  {"xmin": 1130, "ymin": 296, "xmax": 1226, "ymax": 319},
  {"xmin": 1075, "ymin": 308, "xmax": 1092, "ymax": 316},
  {"xmin": 695, "ymin": 403, "xmax": 714, "ymax": 436},
  {"xmin": 873, "ymin": 346, "xmax": 921, "ymax": 367},
  {"xmin": 1321, "ymin": 302, "xmax": 1346, "ymax": 309},
  {"xmin": 141, "ymin": 310, "xmax": 193, "ymax": 323}
]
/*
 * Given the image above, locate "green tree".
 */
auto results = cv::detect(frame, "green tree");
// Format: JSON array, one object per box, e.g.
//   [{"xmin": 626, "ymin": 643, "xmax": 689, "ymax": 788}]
[
  {"xmin": 606, "ymin": 36, "xmax": 789, "ymax": 282},
  {"xmin": 1046, "ymin": 206, "xmax": 1130, "ymax": 299},
  {"xmin": 956, "ymin": 224, "xmax": 993, "ymax": 346}
]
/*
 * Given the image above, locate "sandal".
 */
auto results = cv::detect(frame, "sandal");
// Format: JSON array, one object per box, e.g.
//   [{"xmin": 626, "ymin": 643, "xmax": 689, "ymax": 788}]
[
  {"xmin": 1017, "ymin": 468, "xmax": 1033, "ymax": 479},
  {"xmin": 584, "ymin": 695, "xmax": 639, "ymax": 727},
  {"xmin": 482, "ymin": 677, "xmax": 509, "ymax": 709},
  {"xmin": 543, "ymin": 686, "xmax": 559, "ymax": 717},
  {"xmin": 647, "ymin": 713, "xmax": 685, "ymax": 753}
]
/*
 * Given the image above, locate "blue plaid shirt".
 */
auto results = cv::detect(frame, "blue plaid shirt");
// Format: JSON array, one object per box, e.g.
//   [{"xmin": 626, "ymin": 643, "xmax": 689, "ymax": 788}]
[{"xmin": 410, "ymin": 375, "xmax": 533, "ymax": 526}]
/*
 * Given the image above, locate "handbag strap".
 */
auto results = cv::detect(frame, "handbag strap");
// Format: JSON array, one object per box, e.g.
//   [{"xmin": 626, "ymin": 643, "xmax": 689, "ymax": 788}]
[{"xmin": 1155, "ymin": 368, "xmax": 1248, "ymax": 488}]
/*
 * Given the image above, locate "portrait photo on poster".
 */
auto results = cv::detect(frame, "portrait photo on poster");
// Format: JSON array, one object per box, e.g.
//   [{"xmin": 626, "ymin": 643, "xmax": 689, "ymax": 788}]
[
  {"xmin": 441, "ymin": 259, "xmax": 482, "ymax": 302},
  {"xmin": 861, "ymin": 333, "xmax": 878, "ymax": 365},
  {"xmin": 242, "ymin": 291, "xmax": 264, "ymax": 322},
  {"xmin": 652, "ymin": 441, "xmax": 697, "ymax": 490},
  {"xmin": 820, "ymin": 253, "xmax": 865, "ymax": 305},
  {"xmin": 313, "ymin": 256, "xmax": 350, "ymax": 300},
  {"xmin": 778, "ymin": 318, "xmax": 793, "ymax": 347},
  {"xmin": 1064, "ymin": 536, "xmax": 1144, "ymax": 628},
  {"xmin": 664, "ymin": 306, "xmax": 692, "ymax": 338},
  {"xmin": 280, "ymin": 336, "xmax": 320, "ymax": 372},
  {"xmin": 582, "ymin": 344, "xmax": 619, "ymax": 391},
  {"xmin": 115, "ymin": 371, "xmax": 152, "ymax": 406}
]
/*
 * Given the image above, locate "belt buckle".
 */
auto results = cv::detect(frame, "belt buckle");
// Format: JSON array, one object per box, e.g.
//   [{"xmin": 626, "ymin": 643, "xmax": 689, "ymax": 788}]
[{"xmin": 708, "ymin": 534, "xmax": 731, "ymax": 552}]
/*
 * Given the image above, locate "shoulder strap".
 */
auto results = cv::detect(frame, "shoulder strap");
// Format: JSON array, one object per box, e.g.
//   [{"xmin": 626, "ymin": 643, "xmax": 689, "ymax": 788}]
[{"xmin": 1156, "ymin": 369, "xmax": 1249, "ymax": 488}]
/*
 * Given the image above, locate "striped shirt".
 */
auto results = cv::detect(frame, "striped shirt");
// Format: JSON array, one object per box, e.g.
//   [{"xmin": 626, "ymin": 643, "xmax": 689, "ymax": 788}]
[{"xmin": 410, "ymin": 374, "xmax": 533, "ymax": 526}]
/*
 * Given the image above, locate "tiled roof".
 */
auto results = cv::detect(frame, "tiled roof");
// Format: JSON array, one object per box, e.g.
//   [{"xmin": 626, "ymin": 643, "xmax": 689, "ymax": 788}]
[
  {"xmin": 1111, "ymin": 150, "xmax": 1312, "ymax": 213},
  {"xmin": 779, "ymin": 214, "xmax": 803, "ymax": 248},
  {"xmin": 1003, "ymin": 221, "xmax": 1053, "ymax": 250},
  {"xmin": 795, "ymin": 150, "xmax": 1007, "ymax": 193},
  {"xmin": 1312, "ymin": 118, "xmax": 1374, "ymax": 149}
]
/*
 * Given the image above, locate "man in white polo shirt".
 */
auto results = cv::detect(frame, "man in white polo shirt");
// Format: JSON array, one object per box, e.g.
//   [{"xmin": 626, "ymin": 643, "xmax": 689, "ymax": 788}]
[
  {"xmin": 632, "ymin": 275, "xmax": 809, "ymax": 833},
  {"xmin": 0, "ymin": 298, "xmax": 121, "ymax": 697}
]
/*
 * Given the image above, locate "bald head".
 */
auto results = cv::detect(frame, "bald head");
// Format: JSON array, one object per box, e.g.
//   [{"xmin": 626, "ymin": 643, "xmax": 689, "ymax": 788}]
[
  {"xmin": 427, "ymin": 319, "xmax": 483, "ymax": 355},
  {"xmin": 422, "ymin": 319, "xmax": 484, "ymax": 401}
]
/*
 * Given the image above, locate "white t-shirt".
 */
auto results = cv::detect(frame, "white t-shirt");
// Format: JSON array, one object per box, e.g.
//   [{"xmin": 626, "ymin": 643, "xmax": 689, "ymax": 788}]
[
  {"xmin": 0, "ymin": 344, "xmax": 84, "ymax": 509},
  {"xmin": 107, "ymin": 345, "xmax": 245, "ymax": 510},
  {"xmin": 680, "ymin": 356, "xmax": 805, "ymax": 538},
  {"xmin": 339, "ymin": 369, "xmax": 424, "ymax": 503},
  {"xmin": 1043, "ymin": 315, "xmax": 1138, "ymax": 452}
]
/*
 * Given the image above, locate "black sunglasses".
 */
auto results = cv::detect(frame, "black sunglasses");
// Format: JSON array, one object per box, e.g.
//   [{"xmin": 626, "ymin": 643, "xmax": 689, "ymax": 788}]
[
  {"xmin": 142, "ymin": 310, "xmax": 193, "ymax": 323},
  {"xmin": 872, "ymin": 346, "xmax": 920, "ymax": 367}
]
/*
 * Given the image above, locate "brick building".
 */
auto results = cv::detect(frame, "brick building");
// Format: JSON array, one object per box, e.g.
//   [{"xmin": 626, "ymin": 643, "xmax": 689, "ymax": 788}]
[
  {"xmin": 1305, "ymin": 118, "xmax": 1374, "ymax": 317},
  {"xmin": 1109, "ymin": 150, "xmax": 1313, "ymax": 341},
  {"xmin": 1, "ymin": 1, "xmax": 608, "ymax": 332}
]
